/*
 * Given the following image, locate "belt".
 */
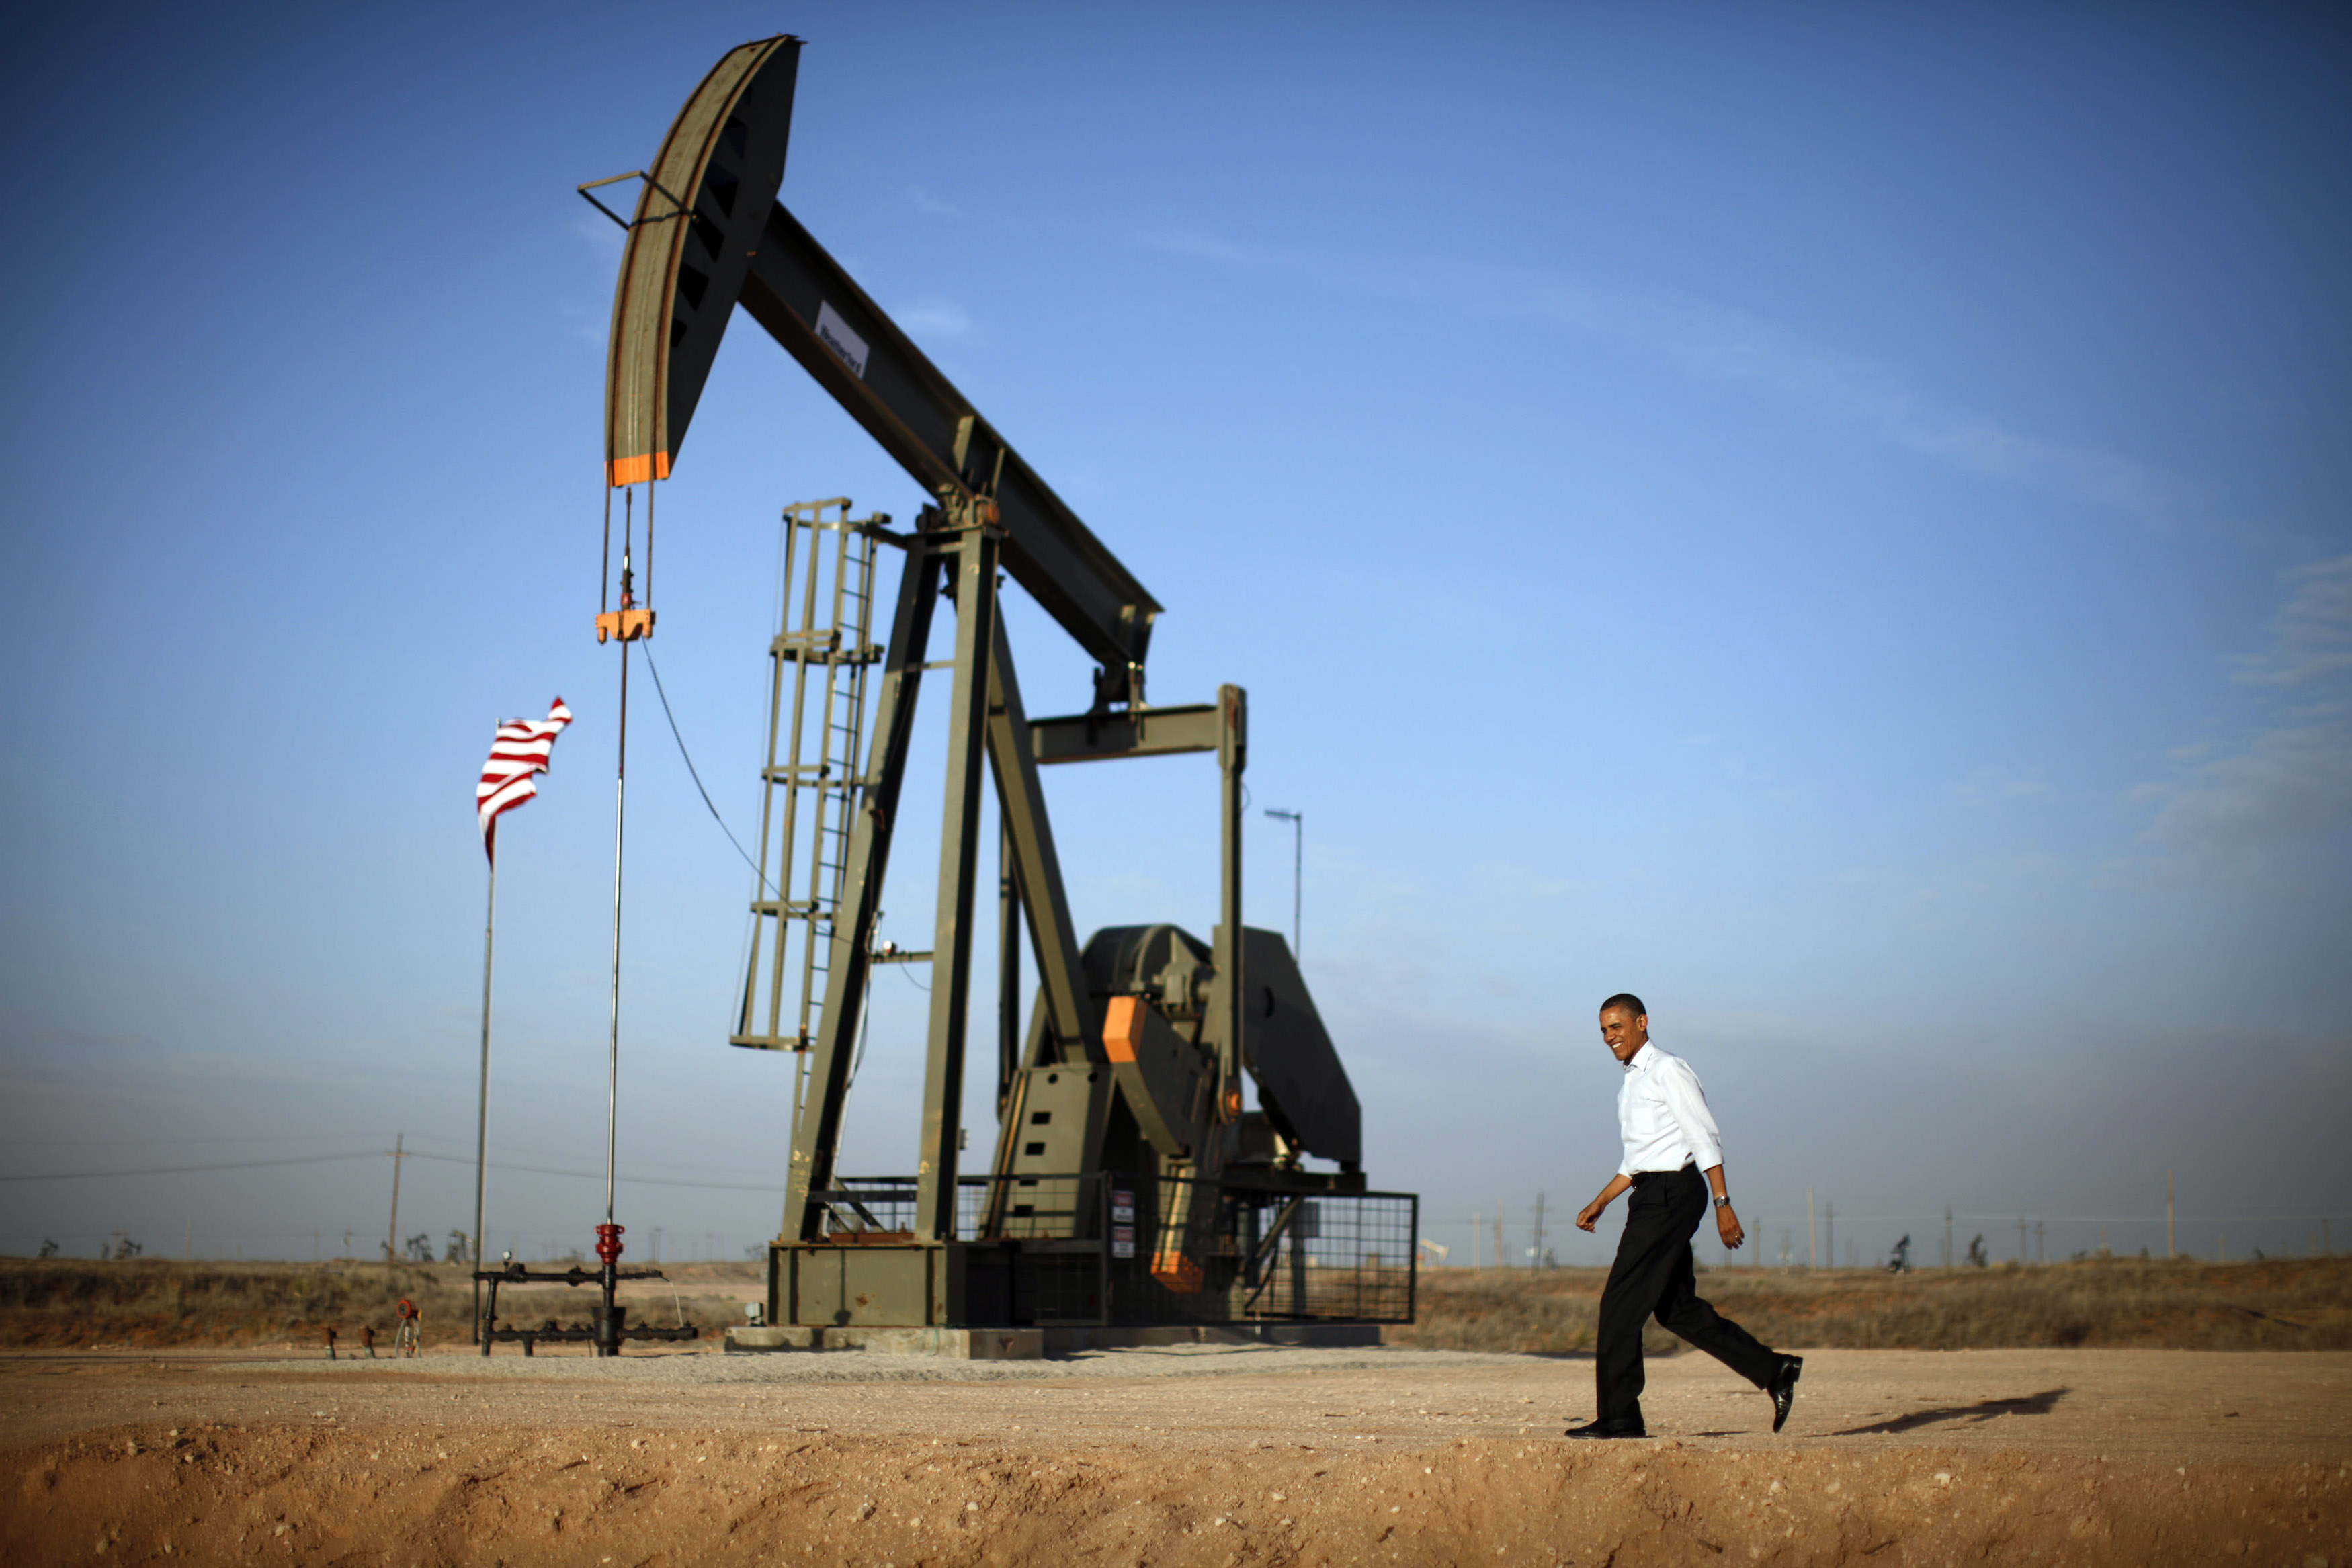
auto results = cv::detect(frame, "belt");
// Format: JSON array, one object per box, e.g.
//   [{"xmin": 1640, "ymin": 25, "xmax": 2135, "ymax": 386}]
[{"xmin": 1628, "ymin": 1162, "xmax": 1697, "ymax": 1186}]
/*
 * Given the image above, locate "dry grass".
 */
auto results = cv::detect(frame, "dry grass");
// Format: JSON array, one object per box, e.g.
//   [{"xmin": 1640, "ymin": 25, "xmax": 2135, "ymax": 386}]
[
  {"xmin": 0, "ymin": 1258, "xmax": 765, "ymax": 1350},
  {"xmin": 6, "ymin": 1254, "xmax": 2346, "ymax": 1354},
  {"xmin": 1390, "ymin": 1256, "xmax": 2352, "ymax": 1354}
]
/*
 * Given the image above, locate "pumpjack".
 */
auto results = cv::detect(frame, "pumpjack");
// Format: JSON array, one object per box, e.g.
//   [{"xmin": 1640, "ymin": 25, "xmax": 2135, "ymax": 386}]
[{"xmin": 588, "ymin": 37, "xmax": 1413, "ymax": 1332}]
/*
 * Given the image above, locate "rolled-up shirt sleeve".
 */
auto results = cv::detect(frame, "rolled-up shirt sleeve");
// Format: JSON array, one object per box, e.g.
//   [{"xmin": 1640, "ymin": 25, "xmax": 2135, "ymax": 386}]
[{"xmin": 1656, "ymin": 1057, "xmax": 1725, "ymax": 1171}]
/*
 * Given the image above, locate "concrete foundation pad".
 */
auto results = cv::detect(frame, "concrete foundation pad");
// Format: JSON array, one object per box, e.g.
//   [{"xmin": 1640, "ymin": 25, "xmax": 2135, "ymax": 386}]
[
  {"xmin": 723, "ymin": 1322, "xmax": 1382, "ymax": 1358},
  {"xmin": 1043, "ymin": 1323, "xmax": 1383, "ymax": 1353},
  {"xmin": 724, "ymin": 1326, "xmax": 1043, "ymax": 1359}
]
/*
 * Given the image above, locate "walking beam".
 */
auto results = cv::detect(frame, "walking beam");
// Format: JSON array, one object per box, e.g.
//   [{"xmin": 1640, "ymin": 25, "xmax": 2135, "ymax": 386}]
[
  {"xmin": 737, "ymin": 206, "xmax": 1159, "ymax": 683},
  {"xmin": 593, "ymin": 33, "xmax": 1159, "ymax": 686}
]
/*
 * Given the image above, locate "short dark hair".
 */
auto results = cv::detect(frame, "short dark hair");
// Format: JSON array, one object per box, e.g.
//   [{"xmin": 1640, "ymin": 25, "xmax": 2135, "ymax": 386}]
[{"xmin": 1599, "ymin": 992, "xmax": 1647, "ymax": 1019}]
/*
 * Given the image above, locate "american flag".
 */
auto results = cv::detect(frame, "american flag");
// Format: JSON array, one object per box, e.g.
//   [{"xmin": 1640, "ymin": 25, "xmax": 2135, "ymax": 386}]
[{"xmin": 476, "ymin": 699, "xmax": 573, "ymax": 863}]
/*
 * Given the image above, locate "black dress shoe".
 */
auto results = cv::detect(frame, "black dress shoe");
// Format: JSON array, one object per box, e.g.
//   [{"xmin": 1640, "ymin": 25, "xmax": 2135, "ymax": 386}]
[
  {"xmin": 1769, "ymin": 1355, "xmax": 1803, "ymax": 1433},
  {"xmin": 1564, "ymin": 1417, "xmax": 1647, "ymax": 1440}
]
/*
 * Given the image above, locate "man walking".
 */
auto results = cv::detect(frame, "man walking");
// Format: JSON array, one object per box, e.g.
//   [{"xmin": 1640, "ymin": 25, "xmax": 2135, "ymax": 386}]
[{"xmin": 1566, "ymin": 994, "xmax": 1802, "ymax": 1439}]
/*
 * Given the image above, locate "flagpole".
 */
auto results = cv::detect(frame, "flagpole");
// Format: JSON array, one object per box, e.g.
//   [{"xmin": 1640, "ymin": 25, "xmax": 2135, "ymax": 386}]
[
  {"xmin": 605, "ymin": 640, "xmax": 628, "ymax": 1228},
  {"xmin": 468, "ymin": 692, "xmax": 571, "ymax": 1350},
  {"xmin": 472, "ymin": 855, "xmax": 496, "ymax": 1343}
]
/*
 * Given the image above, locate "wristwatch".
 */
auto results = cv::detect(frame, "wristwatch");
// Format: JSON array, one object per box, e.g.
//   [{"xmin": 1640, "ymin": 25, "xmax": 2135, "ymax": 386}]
[{"xmin": 1712, "ymin": 1196, "xmax": 1732, "ymax": 1209}]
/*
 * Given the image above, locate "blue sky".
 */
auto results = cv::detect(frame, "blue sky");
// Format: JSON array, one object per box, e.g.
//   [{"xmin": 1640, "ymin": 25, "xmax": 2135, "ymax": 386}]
[{"xmin": 3, "ymin": 3, "xmax": 2347, "ymax": 1271}]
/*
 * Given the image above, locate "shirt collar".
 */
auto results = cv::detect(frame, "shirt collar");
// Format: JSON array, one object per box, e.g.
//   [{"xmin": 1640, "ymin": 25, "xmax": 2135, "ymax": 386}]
[{"xmin": 1622, "ymin": 1041, "xmax": 1658, "ymax": 1074}]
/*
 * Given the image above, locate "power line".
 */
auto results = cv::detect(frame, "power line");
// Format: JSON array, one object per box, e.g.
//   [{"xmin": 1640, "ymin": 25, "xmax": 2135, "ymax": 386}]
[
  {"xmin": 642, "ymin": 644, "xmax": 771, "ymax": 895},
  {"xmin": 0, "ymin": 1134, "xmax": 389, "ymax": 1147},
  {"xmin": 402, "ymin": 1149, "xmax": 782, "ymax": 1194},
  {"xmin": 1, "ymin": 1148, "xmax": 784, "ymax": 1195},
  {"xmin": 0, "ymin": 1151, "xmax": 384, "ymax": 1182}
]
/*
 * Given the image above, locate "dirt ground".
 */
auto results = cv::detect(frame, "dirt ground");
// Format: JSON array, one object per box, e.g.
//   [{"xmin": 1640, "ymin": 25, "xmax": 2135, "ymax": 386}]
[{"xmin": 2, "ymin": 1344, "xmax": 2346, "ymax": 1567}]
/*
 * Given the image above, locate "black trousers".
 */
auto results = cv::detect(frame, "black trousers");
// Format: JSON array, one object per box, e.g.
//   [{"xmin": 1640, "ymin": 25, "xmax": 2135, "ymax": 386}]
[{"xmin": 1597, "ymin": 1164, "xmax": 1781, "ymax": 1422}]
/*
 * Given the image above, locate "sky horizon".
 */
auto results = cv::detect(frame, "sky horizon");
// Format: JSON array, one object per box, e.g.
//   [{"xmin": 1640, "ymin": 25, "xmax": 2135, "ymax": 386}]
[{"xmin": 4, "ymin": 3, "xmax": 2347, "ymax": 1274}]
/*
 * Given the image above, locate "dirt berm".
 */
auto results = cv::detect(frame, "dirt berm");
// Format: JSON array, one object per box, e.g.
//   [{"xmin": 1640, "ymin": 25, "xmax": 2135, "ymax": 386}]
[{"xmin": 3, "ymin": 1344, "xmax": 2347, "ymax": 1565}]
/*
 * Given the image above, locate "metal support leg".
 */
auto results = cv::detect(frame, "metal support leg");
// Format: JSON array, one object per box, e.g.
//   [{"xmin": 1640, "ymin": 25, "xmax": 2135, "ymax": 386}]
[
  {"xmin": 997, "ymin": 814, "xmax": 1020, "ymax": 1119},
  {"xmin": 915, "ymin": 524, "xmax": 1000, "ymax": 1242},
  {"xmin": 782, "ymin": 535, "xmax": 943, "ymax": 1242},
  {"xmin": 984, "ymin": 618, "xmax": 1095, "ymax": 1068},
  {"xmin": 1212, "ymin": 683, "xmax": 1247, "ymax": 1113}
]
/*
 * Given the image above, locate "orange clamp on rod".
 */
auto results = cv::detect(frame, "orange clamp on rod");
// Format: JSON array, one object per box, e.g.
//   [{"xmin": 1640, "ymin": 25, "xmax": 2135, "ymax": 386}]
[{"xmin": 595, "ymin": 609, "xmax": 657, "ymax": 644}]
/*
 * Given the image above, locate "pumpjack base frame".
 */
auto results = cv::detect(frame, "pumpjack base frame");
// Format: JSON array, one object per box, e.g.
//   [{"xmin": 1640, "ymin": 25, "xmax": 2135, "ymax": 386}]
[{"xmin": 765, "ymin": 1174, "xmax": 1417, "ymax": 1334}]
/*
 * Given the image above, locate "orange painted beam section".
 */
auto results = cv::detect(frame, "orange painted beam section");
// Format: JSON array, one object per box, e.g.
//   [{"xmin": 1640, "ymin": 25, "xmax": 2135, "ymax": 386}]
[{"xmin": 607, "ymin": 453, "xmax": 672, "ymax": 487}]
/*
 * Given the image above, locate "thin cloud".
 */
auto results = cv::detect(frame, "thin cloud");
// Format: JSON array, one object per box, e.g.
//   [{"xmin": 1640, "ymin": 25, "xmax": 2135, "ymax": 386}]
[
  {"xmin": 2136, "ymin": 555, "xmax": 2352, "ymax": 863},
  {"xmin": 1469, "ymin": 861, "xmax": 1581, "ymax": 902},
  {"xmin": 566, "ymin": 212, "xmax": 626, "ymax": 347},
  {"xmin": 2142, "ymin": 707, "xmax": 2352, "ymax": 860},
  {"xmin": 894, "ymin": 294, "xmax": 972, "ymax": 339},
  {"xmin": 1136, "ymin": 224, "xmax": 2183, "ymax": 523},
  {"xmin": 1141, "ymin": 228, "xmax": 1266, "ymax": 267},
  {"xmin": 2232, "ymin": 554, "xmax": 2352, "ymax": 687},
  {"xmin": 1519, "ymin": 280, "xmax": 2183, "ymax": 521},
  {"xmin": 1956, "ymin": 767, "xmax": 2052, "ymax": 802},
  {"xmin": 571, "ymin": 210, "xmax": 625, "ymax": 263}
]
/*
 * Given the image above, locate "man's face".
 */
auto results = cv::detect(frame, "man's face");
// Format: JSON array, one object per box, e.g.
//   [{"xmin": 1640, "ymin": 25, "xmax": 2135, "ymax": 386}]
[{"xmin": 1599, "ymin": 1006, "xmax": 1648, "ymax": 1063}]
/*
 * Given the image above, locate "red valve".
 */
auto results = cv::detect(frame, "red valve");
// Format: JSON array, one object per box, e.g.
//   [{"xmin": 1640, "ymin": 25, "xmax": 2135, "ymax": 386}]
[{"xmin": 595, "ymin": 1223, "xmax": 624, "ymax": 1266}]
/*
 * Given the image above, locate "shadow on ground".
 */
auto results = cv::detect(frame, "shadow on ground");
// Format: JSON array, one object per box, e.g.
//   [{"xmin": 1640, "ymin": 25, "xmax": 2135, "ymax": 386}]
[{"xmin": 1833, "ymin": 1387, "xmax": 2068, "ymax": 1436}]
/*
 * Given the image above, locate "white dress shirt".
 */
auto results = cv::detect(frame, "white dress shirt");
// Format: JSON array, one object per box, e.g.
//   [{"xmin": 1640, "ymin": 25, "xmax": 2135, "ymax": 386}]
[{"xmin": 1615, "ymin": 1042, "xmax": 1725, "ymax": 1178}]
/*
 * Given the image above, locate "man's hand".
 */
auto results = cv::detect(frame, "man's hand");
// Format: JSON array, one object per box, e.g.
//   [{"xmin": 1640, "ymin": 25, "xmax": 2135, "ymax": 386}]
[
  {"xmin": 1577, "ymin": 1174, "xmax": 1632, "ymax": 1232},
  {"xmin": 1714, "ymin": 1203, "xmax": 1745, "ymax": 1251}
]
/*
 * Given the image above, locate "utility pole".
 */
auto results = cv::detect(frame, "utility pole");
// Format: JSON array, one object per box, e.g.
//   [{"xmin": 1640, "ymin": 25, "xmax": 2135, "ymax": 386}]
[
  {"xmin": 384, "ymin": 1133, "xmax": 406, "ymax": 1265},
  {"xmin": 1262, "ymin": 808, "xmax": 1302, "ymax": 959},
  {"xmin": 1807, "ymin": 1188, "xmax": 1816, "ymax": 1270},
  {"xmin": 1824, "ymin": 1202, "xmax": 1835, "ymax": 1273},
  {"xmin": 1531, "ymin": 1193, "xmax": 1547, "ymax": 1268},
  {"xmin": 2166, "ymin": 1169, "xmax": 2175, "ymax": 1260},
  {"xmin": 2034, "ymin": 1221, "xmax": 2045, "ymax": 1263},
  {"xmin": 1943, "ymin": 1206, "xmax": 1954, "ymax": 1270}
]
